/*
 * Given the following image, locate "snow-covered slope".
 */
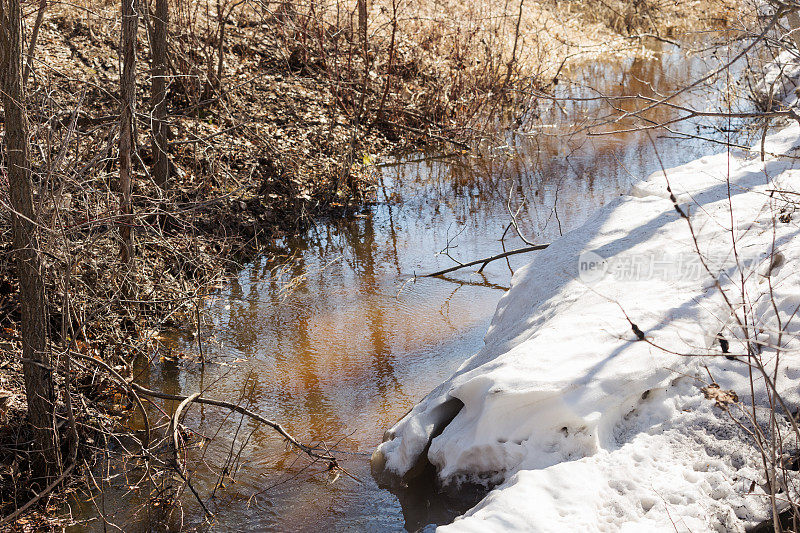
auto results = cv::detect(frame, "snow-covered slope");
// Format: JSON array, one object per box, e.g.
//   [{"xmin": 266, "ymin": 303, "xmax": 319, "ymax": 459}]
[{"xmin": 372, "ymin": 125, "xmax": 800, "ymax": 531}]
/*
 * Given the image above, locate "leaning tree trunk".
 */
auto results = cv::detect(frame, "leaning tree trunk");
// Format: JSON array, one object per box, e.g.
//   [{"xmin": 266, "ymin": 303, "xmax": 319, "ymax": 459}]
[
  {"xmin": 0, "ymin": 0, "xmax": 60, "ymax": 482},
  {"xmin": 119, "ymin": 0, "xmax": 138, "ymax": 262},
  {"xmin": 151, "ymin": 0, "xmax": 169, "ymax": 188}
]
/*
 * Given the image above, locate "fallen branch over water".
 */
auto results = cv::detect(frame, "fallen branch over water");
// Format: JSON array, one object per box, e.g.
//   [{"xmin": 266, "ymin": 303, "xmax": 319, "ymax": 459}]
[
  {"xmin": 70, "ymin": 353, "xmax": 336, "ymax": 466},
  {"xmin": 66, "ymin": 354, "xmax": 350, "ymax": 521},
  {"xmin": 420, "ymin": 244, "xmax": 549, "ymax": 278},
  {"xmin": 130, "ymin": 383, "xmax": 339, "ymax": 465}
]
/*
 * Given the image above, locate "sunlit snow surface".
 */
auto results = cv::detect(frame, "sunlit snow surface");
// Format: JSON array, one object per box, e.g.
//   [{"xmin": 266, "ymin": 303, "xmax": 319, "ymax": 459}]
[{"xmin": 373, "ymin": 125, "xmax": 800, "ymax": 531}]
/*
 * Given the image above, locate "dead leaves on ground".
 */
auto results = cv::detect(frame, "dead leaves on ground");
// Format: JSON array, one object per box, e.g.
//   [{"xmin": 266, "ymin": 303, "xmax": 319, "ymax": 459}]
[{"xmin": 701, "ymin": 383, "xmax": 739, "ymax": 409}]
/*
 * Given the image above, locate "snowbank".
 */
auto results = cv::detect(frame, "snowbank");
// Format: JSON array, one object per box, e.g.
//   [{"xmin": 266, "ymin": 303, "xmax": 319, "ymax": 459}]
[{"xmin": 372, "ymin": 125, "xmax": 800, "ymax": 531}]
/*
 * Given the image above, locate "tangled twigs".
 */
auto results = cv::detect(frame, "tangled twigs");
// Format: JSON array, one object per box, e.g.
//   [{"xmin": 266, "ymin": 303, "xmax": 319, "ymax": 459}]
[
  {"xmin": 0, "ymin": 463, "xmax": 75, "ymax": 527},
  {"xmin": 70, "ymin": 351, "xmax": 150, "ymax": 449}
]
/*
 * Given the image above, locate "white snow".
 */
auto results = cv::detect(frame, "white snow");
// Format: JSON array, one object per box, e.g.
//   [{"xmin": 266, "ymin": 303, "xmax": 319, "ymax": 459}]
[{"xmin": 372, "ymin": 124, "xmax": 800, "ymax": 531}]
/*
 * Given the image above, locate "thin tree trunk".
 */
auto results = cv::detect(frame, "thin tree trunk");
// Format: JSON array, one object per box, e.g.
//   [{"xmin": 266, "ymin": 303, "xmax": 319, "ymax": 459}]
[
  {"xmin": 215, "ymin": 0, "xmax": 225, "ymax": 90},
  {"xmin": 151, "ymin": 0, "xmax": 169, "ymax": 188},
  {"xmin": 0, "ymin": 0, "xmax": 60, "ymax": 482},
  {"xmin": 357, "ymin": 0, "xmax": 366, "ymax": 46},
  {"xmin": 119, "ymin": 0, "xmax": 138, "ymax": 262},
  {"xmin": 504, "ymin": 0, "xmax": 524, "ymax": 90},
  {"xmin": 347, "ymin": 0, "xmax": 368, "ymax": 193},
  {"xmin": 22, "ymin": 0, "xmax": 46, "ymax": 86}
]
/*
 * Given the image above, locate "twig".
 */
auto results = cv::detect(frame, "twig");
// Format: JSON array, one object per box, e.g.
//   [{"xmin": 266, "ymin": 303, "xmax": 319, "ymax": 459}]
[{"xmin": 22, "ymin": 0, "xmax": 47, "ymax": 85}]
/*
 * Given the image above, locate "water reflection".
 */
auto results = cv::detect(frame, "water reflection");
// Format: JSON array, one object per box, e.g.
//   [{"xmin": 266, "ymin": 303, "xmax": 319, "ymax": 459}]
[{"xmin": 70, "ymin": 41, "xmax": 767, "ymax": 532}]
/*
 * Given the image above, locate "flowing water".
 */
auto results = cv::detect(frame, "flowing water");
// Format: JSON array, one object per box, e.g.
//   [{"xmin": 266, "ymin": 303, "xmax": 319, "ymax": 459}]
[{"xmin": 69, "ymin": 41, "xmax": 766, "ymax": 531}]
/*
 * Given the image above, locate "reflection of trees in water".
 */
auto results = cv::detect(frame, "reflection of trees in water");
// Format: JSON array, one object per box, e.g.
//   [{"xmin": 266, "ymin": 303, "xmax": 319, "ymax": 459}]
[
  {"xmin": 224, "ymin": 276, "xmax": 259, "ymax": 352},
  {"xmin": 287, "ymin": 304, "xmax": 346, "ymax": 442},
  {"xmin": 201, "ymin": 213, "xmax": 409, "ymax": 444},
  {"xmin": 382, "ymin": 47, "xmax": 743, "ymax": 245},
  {"xmin": 341, "ymin": 211, "xmax": 404, "ymax": 400}
]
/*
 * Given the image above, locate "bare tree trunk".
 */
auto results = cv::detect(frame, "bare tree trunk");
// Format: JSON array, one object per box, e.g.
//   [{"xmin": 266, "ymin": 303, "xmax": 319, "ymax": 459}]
[
  {"xmin": 0, "ymin": 0, "xmax": 60, "ymax": 482},
  {"xmin": 504, "ymin": 0, "xmax": 524, "ymax": 89},
  {"xmin": 119, "ymin": 0, "xmax": 138, "ymax": 262},
  {"xmin": 151, "ymin": 0, "xmax": 169, "ymax": 188},
  {"xmin": 346, "ymin": 0, "xmax": 368, "ymax": 194}
]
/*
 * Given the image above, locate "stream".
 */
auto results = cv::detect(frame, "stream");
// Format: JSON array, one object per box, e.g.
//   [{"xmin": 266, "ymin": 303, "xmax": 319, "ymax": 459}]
[{"xmin": 69, "ymin": 41, "xmax": 765, "ymax": 532}]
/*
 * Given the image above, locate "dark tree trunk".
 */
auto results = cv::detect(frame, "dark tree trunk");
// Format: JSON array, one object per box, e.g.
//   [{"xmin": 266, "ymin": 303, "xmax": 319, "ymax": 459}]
[
  {"xmin": 151, "ymin": 0, "xmax": 169, "ymax": 188},
  {"xmin": 0, "ymin": 0, "xmax": 60, "ymax": 482},
  {"xmin": 119, "ymin": 0, "xmax": 138, "ymax": 262}
]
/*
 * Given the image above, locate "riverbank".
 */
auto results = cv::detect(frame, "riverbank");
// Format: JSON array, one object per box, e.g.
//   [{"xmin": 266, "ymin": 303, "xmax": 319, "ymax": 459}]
[
  {"xmin": 0, "ymin": 0, "xmax": 739, "ymax": 528},
  {"xmin": 372, "ymin": 120, "xmax": 800, "ymax": 530}
]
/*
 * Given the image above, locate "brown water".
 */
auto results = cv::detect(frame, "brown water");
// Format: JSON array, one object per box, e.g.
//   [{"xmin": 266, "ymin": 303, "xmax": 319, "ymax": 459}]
[{"xmin": 69, "ymin": 43, "xmax": 764, "ymax": 532}]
